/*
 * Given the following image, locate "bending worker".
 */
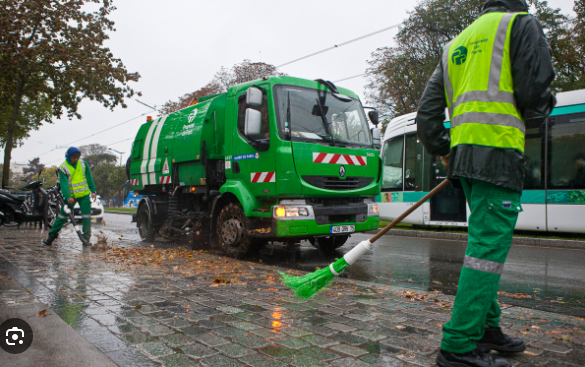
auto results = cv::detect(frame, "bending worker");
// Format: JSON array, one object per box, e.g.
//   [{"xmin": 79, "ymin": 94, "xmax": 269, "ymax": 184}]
[
  {"xmin": 43, "ymin": 147, "xmax": 96, "ymax": 246},
  {"xmin": 417, "ymin": 0, "xmax": 555, "ymax": 366}
]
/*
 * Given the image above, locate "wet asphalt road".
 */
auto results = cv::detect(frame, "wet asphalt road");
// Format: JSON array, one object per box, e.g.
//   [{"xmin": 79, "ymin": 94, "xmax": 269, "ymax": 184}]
[{"xmin": 103, "ymin": 212, "xmax": 585, "ymax": 317}]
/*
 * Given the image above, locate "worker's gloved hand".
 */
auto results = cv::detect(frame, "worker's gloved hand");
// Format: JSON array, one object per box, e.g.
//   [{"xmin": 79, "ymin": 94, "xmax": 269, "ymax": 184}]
[
  {"xmin": 91, "ymin": 192, "xmax": 97, "ymax": 201},
  {"xmin": 441, "ymin": 153, "xmax": 450, "ymax": 172},
  {"xmin": 68, "ymin": 198, "xmax": 75, "ymax": 205}
]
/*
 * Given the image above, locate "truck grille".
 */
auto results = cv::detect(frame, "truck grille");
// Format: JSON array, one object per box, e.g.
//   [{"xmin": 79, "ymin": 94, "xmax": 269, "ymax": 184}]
[{"xmin": 302, "ymin": 175, "xmax": 373, "ymax": 191}]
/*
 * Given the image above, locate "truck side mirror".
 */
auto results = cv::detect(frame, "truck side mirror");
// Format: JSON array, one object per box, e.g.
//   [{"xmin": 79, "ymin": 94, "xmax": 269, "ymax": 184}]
[
  {"xmin": 372, "ymin": 128, "xmax": 381, "ymax": 148},
  {"xmin": 368, "ymin": 110, "xmax": 379, "ymax": 126},
  {"xmin": 245, "ymin": 108, "xmax": 262, "ymax": 135},
  {"xmin": 246, "ymin": 87, "xmax": 263, "ymax": 108}
]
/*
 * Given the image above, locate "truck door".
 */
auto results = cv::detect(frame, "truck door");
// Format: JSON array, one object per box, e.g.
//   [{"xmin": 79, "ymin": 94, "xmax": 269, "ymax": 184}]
[{"xmin": 229, "ymin": 89, "xmax": 276, "ymax": 198}]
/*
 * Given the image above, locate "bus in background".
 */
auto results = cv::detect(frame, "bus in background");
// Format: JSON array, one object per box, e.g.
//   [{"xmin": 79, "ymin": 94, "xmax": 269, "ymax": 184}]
[{"xmin": 377, "ymin": 89, "xmax": 585, "ymax": 233}]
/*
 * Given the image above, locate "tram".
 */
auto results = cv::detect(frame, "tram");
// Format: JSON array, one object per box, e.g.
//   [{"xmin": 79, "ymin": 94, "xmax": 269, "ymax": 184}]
[{"xmin": 377, "ymin": 89, "xmax": 585, "ymax": 233}]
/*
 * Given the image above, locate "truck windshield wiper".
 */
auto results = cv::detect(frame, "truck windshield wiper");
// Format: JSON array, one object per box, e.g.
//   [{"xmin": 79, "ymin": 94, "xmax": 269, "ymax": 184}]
[{"xmin": 314, "ymin": 98, "xmax": 335, "ymax": 147}]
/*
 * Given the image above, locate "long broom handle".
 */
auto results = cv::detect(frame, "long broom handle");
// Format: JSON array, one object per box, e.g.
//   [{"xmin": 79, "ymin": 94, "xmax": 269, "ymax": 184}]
[{"xmin": 369, "ymin": 179, "xmax": 451, "ymax": 243}]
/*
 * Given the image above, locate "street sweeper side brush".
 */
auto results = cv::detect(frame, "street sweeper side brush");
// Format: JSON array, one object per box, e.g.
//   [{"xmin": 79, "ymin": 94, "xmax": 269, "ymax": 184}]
[{"xmin": 280, "ymin": 179, "xmax": 451, "ymax": 299}]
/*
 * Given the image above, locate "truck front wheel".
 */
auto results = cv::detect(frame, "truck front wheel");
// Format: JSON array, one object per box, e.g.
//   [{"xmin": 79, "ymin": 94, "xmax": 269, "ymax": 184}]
[
  {"xmin": 216, "ymin": 203, "xmax": 253, "ymax": 259},
  {"xmin": 309, "ymin": 235, "xmax": 349, "ymax": 253}
]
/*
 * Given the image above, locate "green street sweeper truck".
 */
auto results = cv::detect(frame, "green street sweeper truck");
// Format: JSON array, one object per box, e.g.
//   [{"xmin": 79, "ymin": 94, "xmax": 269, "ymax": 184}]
[{"xmin": 127, "ymin": 76, "xmax": 381, "ymax": 258}]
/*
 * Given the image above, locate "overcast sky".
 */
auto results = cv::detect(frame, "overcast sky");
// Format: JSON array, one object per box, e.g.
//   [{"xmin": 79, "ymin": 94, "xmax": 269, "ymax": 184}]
[{"xmin": 5, "ymin": 0, "xmax": 578, "ymax": 168}]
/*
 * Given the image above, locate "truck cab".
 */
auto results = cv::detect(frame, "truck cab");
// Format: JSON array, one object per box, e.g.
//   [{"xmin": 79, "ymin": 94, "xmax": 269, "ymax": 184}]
[{"xmin": 128, "ymin": 76, "xmax": 381, "ymax": 258}]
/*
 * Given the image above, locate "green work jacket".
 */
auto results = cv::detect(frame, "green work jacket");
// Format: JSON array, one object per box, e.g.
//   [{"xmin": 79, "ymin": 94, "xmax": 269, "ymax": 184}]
[{"xmin": 58, "ymin": 160, "xmax": 96, "ymax": 200}]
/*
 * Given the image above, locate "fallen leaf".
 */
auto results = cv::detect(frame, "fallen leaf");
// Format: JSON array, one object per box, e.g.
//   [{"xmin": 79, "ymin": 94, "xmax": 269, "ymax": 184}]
[
  {"xmin": 33, "ymin": 309, "xmax": 51, "ymax": 317},
  {"xmin": 135, "ymin": 305, "xmax": 142, "ymax": 309}
]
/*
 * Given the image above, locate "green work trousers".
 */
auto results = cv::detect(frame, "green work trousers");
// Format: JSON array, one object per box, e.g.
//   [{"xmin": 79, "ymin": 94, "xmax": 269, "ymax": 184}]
[
  {"xmin": 441, "ymin": 177, "xmax": 522, "ymax": 353},
  {"xmin": 49, "ymin": 194, "xmax": 92, "ymax": 240}
]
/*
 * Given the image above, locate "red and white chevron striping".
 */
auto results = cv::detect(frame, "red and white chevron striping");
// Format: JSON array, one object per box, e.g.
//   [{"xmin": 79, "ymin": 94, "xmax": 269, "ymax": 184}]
[
  {"xmin": 130, "ymin": 179, "xmax": 139, "ymax": 185},
  {"xmin": 312, "ymin": 152, "xmax": 367, "ymax": 165},
  {"xmin": 159, "ymin": 176, "xmax": 172, "ymax": 184},
  {"xmin": 250, "ymin": 172, "xmax": 275, "ymax": 183}
]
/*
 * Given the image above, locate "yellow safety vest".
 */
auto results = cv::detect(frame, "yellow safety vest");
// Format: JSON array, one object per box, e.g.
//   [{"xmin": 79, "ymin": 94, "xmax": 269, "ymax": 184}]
[
  {"xmin": 443, "ymin": 12, "xmax": 528, "ymax": 153},
  {"xmin": 60, "ymin": 160, "xmax": 90, "ymax": 198}
]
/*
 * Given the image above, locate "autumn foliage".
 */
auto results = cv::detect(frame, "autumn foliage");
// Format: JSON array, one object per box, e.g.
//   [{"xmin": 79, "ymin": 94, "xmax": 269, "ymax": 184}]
[{"xmin": 159, "ymin": 60, "xmax": 284, "ymax": 115}]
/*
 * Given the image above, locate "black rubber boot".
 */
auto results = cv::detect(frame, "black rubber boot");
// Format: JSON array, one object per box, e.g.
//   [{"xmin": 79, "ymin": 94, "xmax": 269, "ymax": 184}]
[
  {"xmin": 477, "ymin": 325, "xmax": 526, "ymax": 353},
  {"xmin": 437, "ymin": 348, "xmax": 510, "ymax": 367},
  {"xmin": 82, "ymin": 237, "xmax": 91, "ymax": 247},
  {"xmin": 43, "ymin": 234, "xmax": 57, "ymax": 246}
]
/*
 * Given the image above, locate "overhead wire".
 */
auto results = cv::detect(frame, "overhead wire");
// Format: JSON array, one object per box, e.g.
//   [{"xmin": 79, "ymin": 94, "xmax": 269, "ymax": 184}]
[
  {"xmin": 276, "ymin": 23, "xmax": 400, "ymax": 68},
  {"xmin": 28, "ymin": 111, "xmax": 150, "ymax": 160},
  {"xmin": 60, "ymin": 113, "xmax": 148, "ymax": 149},
  {"xmin": 43, "ymin": 137, "xmax": 134, "ymax": 166},
  {"xmin": 334, "ymin": 74, "xmax": 366, "ymax": 83},
  {"xmin": 22, "ymin": 24, "xmax": 398, "ymax": 163}
]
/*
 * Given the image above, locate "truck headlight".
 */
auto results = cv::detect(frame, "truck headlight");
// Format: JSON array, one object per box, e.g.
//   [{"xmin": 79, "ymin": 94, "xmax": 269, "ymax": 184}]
[
  {"xmin": 368, "ymin": 203, "xmax": 379, "ymax": 216},
  {"xmin": 273, "ymin": 205, "xmax": 313, "ymax": 220},
  {"xmin": 275, "ymin": 206, "xmax": 286, "ymax": 218}
]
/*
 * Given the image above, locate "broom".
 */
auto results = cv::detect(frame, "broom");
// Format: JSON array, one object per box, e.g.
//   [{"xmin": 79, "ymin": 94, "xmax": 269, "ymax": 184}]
[{"xmin": 280, "ymin": 179, "xmax": 451, "ymax": 298}]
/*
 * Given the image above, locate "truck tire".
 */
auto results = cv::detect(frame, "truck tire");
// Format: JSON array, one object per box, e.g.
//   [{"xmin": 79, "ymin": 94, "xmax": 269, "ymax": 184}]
[
  {"xmin": 137, "ymin": 205, "xmax": 155, "ymax": 242},
  {"xmin": 216, "ymin": 203, "xmax": 253, "ymax": 259},
  {"xmin": 309, "ymin": 235, "xmax": 349, "ymax": 253}
]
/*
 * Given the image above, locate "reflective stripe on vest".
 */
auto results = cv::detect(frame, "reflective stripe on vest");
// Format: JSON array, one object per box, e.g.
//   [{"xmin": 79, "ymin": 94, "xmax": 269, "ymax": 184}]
[
  {"xmin": 60, "ymin": 160, "xmax": 90, "ymax": 198},
  {"xmin": 443, "ymin": 12, "xmax": 528, "ymax": 153}
]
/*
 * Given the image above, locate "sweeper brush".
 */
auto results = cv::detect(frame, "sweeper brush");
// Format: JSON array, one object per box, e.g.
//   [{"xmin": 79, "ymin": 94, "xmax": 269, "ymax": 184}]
[{"xmin": 279, "ymin": 179, "xmax": 451, "ymax": 299}]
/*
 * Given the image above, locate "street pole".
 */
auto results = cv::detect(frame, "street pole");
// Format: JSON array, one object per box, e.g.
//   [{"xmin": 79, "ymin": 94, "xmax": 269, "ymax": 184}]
[{"xmin": 107, "ymin": 148, "xmax": 125, "ymax": 166}]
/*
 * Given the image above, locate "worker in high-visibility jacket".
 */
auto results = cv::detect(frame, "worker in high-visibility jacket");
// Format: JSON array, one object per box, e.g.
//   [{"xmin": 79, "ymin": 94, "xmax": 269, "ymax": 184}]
[
  {"xmin": 417, "ymin": 0, "xmax": 556, "ymax": 366},
  {"xmin": 43, "ymin": 147, "xmax": 97, "ymax": 246}
]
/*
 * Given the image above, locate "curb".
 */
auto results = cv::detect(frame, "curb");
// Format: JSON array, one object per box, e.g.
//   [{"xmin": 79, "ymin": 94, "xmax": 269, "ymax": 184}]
[
  {"xmin": 104, "ymin": 210, "xmax": 135, "ymax": 216},
  {"xmin": 368, "ymin": 229, "xmax": 585, "ymax": 250},
  {"xmin": 102, "ymin": 210, "xmax": 585, "ymax": 249}
]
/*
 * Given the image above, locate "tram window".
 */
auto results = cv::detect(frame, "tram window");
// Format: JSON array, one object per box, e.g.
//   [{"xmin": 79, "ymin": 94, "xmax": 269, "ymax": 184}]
[
  {"xmin": 523, "ymin": 118, "xmax": 544, "ymax": 190},
  {"xmin": 404, "ymin": 133, "xmax": 424, "ymax": 191},
  {"xmin": 548, "ymin": 112, "xmax": 585, "ymax": 190},
  {"xmin": 382, "ymin": 136, "xmax": 403, "ymax": 191}
]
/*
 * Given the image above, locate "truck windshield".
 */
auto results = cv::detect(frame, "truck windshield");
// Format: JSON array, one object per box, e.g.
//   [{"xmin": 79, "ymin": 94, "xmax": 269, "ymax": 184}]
[{"xmin": 274, "ymin": 85, "xmax": 372, "ymax": 147}]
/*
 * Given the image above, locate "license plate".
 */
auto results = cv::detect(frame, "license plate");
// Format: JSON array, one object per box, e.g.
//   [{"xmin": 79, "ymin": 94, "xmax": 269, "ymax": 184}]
[{"xmin": 330, "ymin": 225, "xmax": 355, "ymax": 234}]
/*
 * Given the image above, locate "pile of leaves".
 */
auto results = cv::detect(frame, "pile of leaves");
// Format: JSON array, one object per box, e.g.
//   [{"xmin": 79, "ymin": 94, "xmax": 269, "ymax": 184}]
[
  {"xmin": 90, "ymin": 231, "xmax": 111, "ymax": 251},
  {"xmin": 93, "ymin": 242, "xmax": 284, "ymax": 289},
  {"xmin": 402, "ymin": 290, "xmax": 431, "ymax": 302},
  {"xmin": 498, "ymin": 290, "xmax": 533, "ymax": 299},
  {"xmin": 399, "ymin": 289, "xmax": 452, "ymax": 309}
]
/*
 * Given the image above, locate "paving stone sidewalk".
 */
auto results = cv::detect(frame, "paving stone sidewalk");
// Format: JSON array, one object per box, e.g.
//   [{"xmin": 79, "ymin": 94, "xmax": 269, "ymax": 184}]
[{"xmin": 1, "ymin": 226, "xmax": 584, "ymax": 367}]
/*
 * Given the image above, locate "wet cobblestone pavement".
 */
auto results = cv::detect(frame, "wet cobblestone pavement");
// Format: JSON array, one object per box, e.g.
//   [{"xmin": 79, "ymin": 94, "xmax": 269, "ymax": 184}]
[{"xmin": 2, "ymin": 225, "xmax": 585, "ymax": 366}]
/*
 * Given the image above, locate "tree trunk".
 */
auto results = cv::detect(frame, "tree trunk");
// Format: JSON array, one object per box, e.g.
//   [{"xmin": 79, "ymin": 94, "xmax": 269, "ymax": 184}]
[{"xmin": 2, "ymin": 78, "xmax": 25, "ymax": 189}]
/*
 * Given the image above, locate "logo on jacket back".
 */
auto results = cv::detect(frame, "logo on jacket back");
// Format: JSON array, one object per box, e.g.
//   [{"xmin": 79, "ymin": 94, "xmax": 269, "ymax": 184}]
[{"xmin": 452, "ymin": 46, "xmax": 468, "ymax": 65}]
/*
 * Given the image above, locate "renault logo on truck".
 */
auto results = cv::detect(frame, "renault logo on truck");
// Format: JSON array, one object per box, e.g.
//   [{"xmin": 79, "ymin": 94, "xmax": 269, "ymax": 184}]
[{"xmin": 339, "ymin": 165, "xmax": 346, "ymax": 178}]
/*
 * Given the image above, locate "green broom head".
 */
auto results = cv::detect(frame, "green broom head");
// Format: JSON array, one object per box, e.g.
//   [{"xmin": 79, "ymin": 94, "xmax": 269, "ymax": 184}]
[{"xmin": 279, "ymin": 257, "xmax": 349, "ymax": 299}]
